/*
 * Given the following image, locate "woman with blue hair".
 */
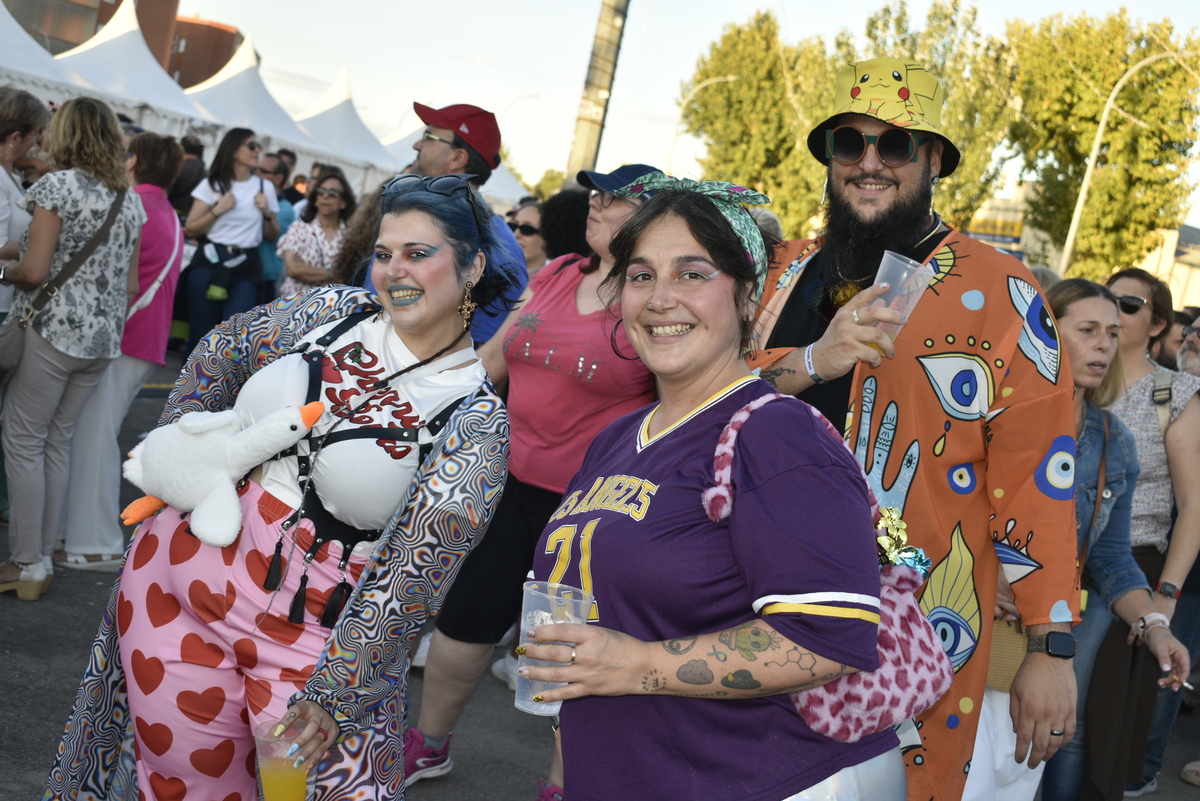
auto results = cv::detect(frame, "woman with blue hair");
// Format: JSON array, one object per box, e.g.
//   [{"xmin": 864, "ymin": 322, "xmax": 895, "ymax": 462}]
[{"xmin": 45, "ymin": 175, "xmax": 518, "ymax": 801}]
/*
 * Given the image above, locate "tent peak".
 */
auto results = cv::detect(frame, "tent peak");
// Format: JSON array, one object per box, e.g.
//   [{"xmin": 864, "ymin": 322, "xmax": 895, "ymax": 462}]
[
  {"xmin": 59, "ymin": 0, "xmax": 139, "ymax": 57},
  {"xmin": 298, "ymin": 67, "xmax": 353, "ymax": 120},
  {"xmin": 186, "ymin": 31, "xmax": 258, "ymax": 94}
]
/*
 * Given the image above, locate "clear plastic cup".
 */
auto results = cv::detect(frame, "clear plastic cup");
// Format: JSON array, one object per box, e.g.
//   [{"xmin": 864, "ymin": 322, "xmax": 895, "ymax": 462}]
[
  {"xmin": 515, "ymin": 581, "xmax": 594, "ymax": 716},
  {"xmin": 254, "ymin": 719, "xmax": 309, "ymax": 801},
  {"xmin": 869, "ymin": 250, "xmax": 937, "ymax": 343}
]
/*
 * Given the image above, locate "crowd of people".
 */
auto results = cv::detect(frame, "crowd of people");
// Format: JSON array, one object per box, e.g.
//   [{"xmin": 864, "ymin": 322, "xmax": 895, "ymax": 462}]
[{"xmin": 0, "ymin": 50, "xmax": 1198, "ymax": 801}]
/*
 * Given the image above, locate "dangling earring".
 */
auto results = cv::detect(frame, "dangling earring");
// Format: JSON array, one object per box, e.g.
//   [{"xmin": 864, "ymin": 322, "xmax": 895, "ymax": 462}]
[
  {"xmin": 458, "ymin": 281, "xmax": 477, "ymax": 330},
  {"xmin": 820, "ymin": 179, "xmax": 828, "ymax": 206}
]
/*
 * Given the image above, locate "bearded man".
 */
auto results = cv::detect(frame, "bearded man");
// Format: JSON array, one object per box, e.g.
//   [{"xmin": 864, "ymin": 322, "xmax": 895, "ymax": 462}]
[{"xmin": 747, "ymin": 58, "xmax": 1081, "ymax": 801}]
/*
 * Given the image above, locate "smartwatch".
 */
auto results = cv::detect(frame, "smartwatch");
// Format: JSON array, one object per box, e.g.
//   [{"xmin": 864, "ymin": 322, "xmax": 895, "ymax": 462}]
[
  {"xmin": 1027, "ymin": 631, "xmax": 1076, "ymax": 659},
  {"xmin": 1155, "ymin": 581, "xmax": 1182, "ymax": 600}
]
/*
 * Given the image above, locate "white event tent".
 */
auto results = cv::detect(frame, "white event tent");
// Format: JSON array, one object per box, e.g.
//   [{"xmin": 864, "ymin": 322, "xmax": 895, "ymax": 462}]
[
  {"xmin": 382, "ymin": 127, "xmax": 531, "ymax": 209},
  {"xmin": 55, "ymin": 0, "xmax": 214, "ymax": 134},
  {"xmin": 294, "ymin": 68, "xmax": 400, "ymax": 192},
  {"xmin": 185, "ymin": 35, "xmax": 368, "ymax": 186},
  {"xmin": 0, "ymin": 3, "xmax": 104, "ymax": 104}
]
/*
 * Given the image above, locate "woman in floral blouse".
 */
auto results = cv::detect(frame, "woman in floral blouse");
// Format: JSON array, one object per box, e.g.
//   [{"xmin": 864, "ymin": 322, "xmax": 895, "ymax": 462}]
[
  {"xmin": 277, "ymin": 165, "xmax": 357, "ymax": 297},
  {"xmin": 0, "ymin": 97, "xmax": 145, "ymax": 600}
]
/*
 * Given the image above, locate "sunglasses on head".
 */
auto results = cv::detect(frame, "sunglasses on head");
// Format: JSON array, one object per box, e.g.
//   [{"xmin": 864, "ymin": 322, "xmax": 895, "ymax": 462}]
[
  {"xmin": 825, "ymin": 125, "xmax": 931, "ymax": 168},
  {"xmin": 382, "ymin": 173, "xmax": 490, "ymax": 237},
  {"xmin": 507, "ymin": 222, "xmax": 539, "ymax": 236},
  {"xmin": 315, "ymin": 186, "xmax": 343, "ymax": 198},
  {"xmin": 1116, "ymin": 295, "xmax": 1149, "ymax": 315}
]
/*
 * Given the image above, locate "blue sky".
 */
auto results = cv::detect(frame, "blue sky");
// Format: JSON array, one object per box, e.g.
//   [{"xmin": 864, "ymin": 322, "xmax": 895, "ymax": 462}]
[{"xmin": 176, "ymin": 0, "xmax": 1200, "ymax": 225}]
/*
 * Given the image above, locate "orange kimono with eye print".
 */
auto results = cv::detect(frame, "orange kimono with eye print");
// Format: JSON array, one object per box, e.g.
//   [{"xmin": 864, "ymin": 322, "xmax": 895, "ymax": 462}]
[{"xmin": 748, "ymin": 231, "xmax": 1080, "ymax": 801}]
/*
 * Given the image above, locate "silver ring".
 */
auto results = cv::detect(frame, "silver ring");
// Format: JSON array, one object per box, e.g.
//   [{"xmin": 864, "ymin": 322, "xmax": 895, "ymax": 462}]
[
  {"xmin": 570, "ymin": 647, "xmax": 577, "ymax": 664},
  {"xmin": 1050, "ymin": 729, "xmax": 1066, "ymax": 737},
  {"xmin": 852, "ymin": 309, "xmax": 864, "ymax": 326}
]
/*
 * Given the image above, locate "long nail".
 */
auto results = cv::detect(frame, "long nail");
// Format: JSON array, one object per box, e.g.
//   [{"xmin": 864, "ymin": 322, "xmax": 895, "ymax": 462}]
[
  {"xmin": 271, "ymin": 723, "xmax": 286, "ymax": 737},
  {"xmin": 286, "ymin": 743, "xmax": 299, "ymax": 757},
  {"xmin": 518, "ymin": 667, "xmax": 529, "ymax": 676},
  {"xmin": 294, "ymin": 756, "xmax": 306, "ymax": 768},
  {"xmin": 533, "ymin": 695, "xmax": 544, "ymax": 703},
  {"xmin": 514, "ymin": 644, "xmax": 527, "ymax": 656}
]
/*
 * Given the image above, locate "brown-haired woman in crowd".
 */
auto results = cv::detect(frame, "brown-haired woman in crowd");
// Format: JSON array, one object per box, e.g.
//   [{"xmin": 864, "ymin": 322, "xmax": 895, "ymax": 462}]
[
  {"xmin": 54, "ymin": 132, "xmax": 185, "ymax": 571},
  {"xmin": 1079, "ymin": 267, "xmax": 1200, "ymax": 797},
  {"xmin": 0, "ymin": 96, "xmax": 145, "ymax": 600},
  {"xmin": 277, "ymin": 165, "xmax": 357, "ymax": 297},
  {"xmin": 1035, "ymin": 278, "xmax": 1191, "ymax": 801}
]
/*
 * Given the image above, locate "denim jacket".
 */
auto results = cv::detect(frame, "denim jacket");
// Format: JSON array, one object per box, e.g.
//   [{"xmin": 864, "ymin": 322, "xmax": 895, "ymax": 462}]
[{"xmin": 1076, "ymin": 403, "xmax": 1151, "ymax": 609}]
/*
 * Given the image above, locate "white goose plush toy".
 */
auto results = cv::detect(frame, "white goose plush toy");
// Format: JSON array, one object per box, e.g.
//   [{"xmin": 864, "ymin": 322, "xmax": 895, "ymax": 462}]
[{"xmin": 122, "ymin": 401, "xmax": 325, "ymax": 547}]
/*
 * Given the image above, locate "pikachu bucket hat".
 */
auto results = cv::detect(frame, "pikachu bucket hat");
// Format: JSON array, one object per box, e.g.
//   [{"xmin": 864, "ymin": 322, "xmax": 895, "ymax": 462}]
[{"xmin": 806, "ymin": 57, "xmax": 962, "ymax": 178}]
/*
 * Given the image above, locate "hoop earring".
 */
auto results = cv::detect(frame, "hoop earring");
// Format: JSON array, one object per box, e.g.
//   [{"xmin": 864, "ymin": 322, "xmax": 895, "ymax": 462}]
[
  {"xmin": 608, "ymin": 318, "xmax": 639, "ymax": 361},
  {"xmin": 458, "ymin": 281, "xmax": 477, "ymax": 330}
]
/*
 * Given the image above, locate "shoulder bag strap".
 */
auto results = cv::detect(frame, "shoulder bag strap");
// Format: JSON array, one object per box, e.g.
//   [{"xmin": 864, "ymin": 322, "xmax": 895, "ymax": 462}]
[
  {"xmin": 126, "ymin": 212, "xmax": 182, "ymax": 321},
  {"xmin": 1152, "ymin": 367, "xmax": 1173, "ymax": 437},
  {"xmin": 21, "ymin": 187, "xmax": 128, "ymax": 327},
  {"xmin": 1080, "ymin": 413, "xmax": 1109, "ymax": 571}
]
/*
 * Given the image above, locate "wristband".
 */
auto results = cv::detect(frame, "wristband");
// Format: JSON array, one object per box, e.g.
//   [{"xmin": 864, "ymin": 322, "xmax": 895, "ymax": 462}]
[
  {"xmin": 804, "ymin": 345, "xmax": 829, "ymax": 385},
  {"xmin": 1137, "ymin": 611, "xmax": 1171, "ymax": 637}
]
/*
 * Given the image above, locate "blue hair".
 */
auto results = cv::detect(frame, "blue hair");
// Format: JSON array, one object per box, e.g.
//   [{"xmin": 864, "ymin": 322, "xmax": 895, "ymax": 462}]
[{"xmin": 379, "ymin": 183, "xmax": 517, "ymax": 313}]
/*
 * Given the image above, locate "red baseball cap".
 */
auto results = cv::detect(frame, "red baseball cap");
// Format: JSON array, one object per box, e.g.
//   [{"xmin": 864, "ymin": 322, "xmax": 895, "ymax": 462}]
[{"xmin": 414, "ymin": 103, "xmax": 501, "ymax": 169}]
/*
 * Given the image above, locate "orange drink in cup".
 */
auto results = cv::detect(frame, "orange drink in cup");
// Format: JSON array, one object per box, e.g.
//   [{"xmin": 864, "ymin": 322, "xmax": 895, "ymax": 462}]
[{"xmin": 254, "ymin": 720, "xmax": 308, "ymax": 801}]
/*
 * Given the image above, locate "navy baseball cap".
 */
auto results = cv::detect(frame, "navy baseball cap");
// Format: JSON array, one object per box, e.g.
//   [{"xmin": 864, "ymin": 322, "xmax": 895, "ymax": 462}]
[{"xmin": 577, "ymin": 164, "xmax": 662, "ymax": 195}]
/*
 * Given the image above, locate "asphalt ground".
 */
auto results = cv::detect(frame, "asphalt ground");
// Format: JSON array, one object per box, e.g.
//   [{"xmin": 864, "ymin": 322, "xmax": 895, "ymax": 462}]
[{"xmin": 1, "ymin": 353, "xmax": 1197, "ymax": 800}]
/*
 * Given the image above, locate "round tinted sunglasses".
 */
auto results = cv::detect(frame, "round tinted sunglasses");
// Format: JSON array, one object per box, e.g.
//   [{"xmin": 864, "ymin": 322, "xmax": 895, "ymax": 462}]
[
  {"xmin": 507, "ymin": 222, "xmax": 540, "ymax": 236},
  {"xmin": 1116, "ymin": 295, "xmax": 1150, "ymax": 315},
  {"xmin": 382, "ymin": 173, "xmax": 490, "ymax": 237},
  {"xmin": 825, "ymin": 125, "xmax": 931, "ymax": 168}
]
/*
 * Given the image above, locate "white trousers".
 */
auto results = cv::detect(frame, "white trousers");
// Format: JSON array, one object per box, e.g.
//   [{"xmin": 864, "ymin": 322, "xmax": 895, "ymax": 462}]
[
  {"xmin": 781, "ymin": 746, "xmax": 907, "ymax": 801},
  {"xmin": 59, "ymin": 353, "xmax": 155, "ymax": 555},
  {"xmin": 961, "ymin": 687, "xmax": 1045, "ymax": 801},
  {"xmin": 2, "ymin": 328, "xmax": 109, "ymax": 564}
]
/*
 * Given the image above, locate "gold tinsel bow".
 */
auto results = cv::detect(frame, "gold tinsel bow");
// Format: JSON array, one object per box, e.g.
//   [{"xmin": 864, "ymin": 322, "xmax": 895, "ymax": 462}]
[{"xmin": 875, "ymin": 507, "xmax": 932, "ymax": 578}]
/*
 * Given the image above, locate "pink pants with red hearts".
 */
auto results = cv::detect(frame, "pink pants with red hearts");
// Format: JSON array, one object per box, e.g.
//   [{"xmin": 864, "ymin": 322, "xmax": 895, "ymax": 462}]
[{"xmin": 116, "ymin": 481, "xmax": 370, "ymax": 801}]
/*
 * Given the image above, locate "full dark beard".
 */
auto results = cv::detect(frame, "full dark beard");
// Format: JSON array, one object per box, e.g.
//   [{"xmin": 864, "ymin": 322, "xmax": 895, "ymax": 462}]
[{"xmin": 819, "ymin": 166, "xmax": 935, "ymax": 285}]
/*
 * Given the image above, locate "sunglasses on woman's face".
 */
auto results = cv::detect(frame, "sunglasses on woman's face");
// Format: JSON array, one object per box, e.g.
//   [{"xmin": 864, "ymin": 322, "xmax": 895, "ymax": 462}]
[
  {"xmin": 1117, "ymin": 295, "xmax": 1149, "ymax": 315},
  {"xmin": 824, "ymin": 124, "xmax": 931, "ymax": 168},
  {"xmin": 244, "ymin": 141, "xmax": 262, "ymax": 152},
  {"xmin": 507, "ymin": 222, "xmax": 539, "ymax": 236},
  {"xmin": 315, "ymin": 187, "xmax": 343, "ymax": 198}
]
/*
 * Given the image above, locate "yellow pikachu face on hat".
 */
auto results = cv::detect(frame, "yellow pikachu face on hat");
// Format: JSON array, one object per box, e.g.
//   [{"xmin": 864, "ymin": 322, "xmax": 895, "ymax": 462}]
[{"xmin": 807, "ymin": 57, "xmax": 961, "ymax": 177}]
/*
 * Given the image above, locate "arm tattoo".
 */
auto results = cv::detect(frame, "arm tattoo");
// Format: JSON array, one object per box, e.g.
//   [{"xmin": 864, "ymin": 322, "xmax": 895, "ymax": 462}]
[
  {"xmin": 764, "ymin": 646, "xmax": 818, "ymax": 677},
  {"xmin": 720, "ymin": 669, "xmax": 762, "ymax": 690},
  {"xmin": 758, "ymin": 366, "xmax": 796, "ymax": 389},
  {"xmin": 676, "ymin": 659, "xmax": 715, "ymax": 685},
  {"xmin": 717, "ymin": 621, "xmax": 782, "ymax": 662},
  {"xmin": 641, "ymin": 669, "xmax": 668, "ymax": 693},
  {"xmin": 662, "ymin": 636, "xmax": 698, "ymax": 655}
]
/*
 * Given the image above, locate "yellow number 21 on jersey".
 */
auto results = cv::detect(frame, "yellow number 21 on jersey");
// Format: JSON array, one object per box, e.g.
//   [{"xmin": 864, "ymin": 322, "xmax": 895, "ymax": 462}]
[{"xmin": 544, "ymin": 518, "xmax": 600, "ymax": 622}]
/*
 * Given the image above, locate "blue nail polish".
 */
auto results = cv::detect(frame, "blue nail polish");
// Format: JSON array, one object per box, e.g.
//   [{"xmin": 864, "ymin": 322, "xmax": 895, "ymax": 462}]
[
  {"xmin": 286, "ymin": 743, "xmax": 299, "ymax": 757},
  {"xmin": 294, "ymin": 756, "xmax": 306, "ymax": 768}
]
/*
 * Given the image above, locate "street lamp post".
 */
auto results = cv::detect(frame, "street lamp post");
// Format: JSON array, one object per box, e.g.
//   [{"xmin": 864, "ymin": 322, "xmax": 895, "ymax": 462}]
[
  {"xmin": 1058, "ymin": 50, "xmax": 1197, "ymax": 274},
  {"xmin": 667, "ymin": 75, "xmax": 739, "ymax": 174}
]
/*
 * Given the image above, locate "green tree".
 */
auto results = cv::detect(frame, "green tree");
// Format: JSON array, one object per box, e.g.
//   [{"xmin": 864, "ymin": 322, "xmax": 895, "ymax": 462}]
[
  {"xmin": 860, "ymin": 1, "xmax": 1017, "ymax": 231},
  {"xmin": 533, "ymin": 168, "xmax": 565, "ymax": 200},
  {"xmin": 1007, "ymin": 12, "xmax": 1199, "ymax": 279},
  {"xmin": 680, "ymin": 2, "xmax": 1017, "ymax": 239},
  {"xmin": 681, "ymin": 11, "xmax": 838, "ymax": 239}
]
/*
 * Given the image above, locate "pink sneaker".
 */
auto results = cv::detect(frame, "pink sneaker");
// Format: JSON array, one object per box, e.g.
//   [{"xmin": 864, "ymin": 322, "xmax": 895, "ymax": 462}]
[
  {"xmin": 402, "ymin": 727, "xmax": 453, "ymax": 788},
  {"xmin": 534, "ymin": 779, "xmax": 565, "ymax": 800}
]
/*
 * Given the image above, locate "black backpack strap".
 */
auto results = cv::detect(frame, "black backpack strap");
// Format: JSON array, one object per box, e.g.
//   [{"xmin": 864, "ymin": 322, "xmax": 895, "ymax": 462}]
[
  {"xmin": 324, "ymin": 428, "xmax": 419, "ymax": 446},
  {"xmin": 419, "ymin": 396, "xmax": 468, "ymax": 463}
]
